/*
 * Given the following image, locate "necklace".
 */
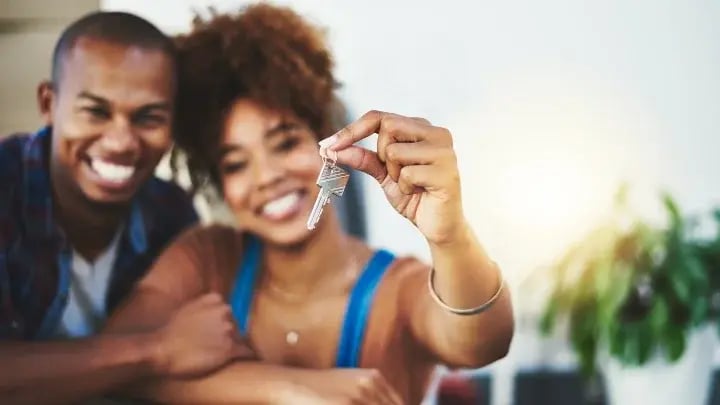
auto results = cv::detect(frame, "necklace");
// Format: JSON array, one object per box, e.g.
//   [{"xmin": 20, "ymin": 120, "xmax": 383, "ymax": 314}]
[
  {"xmin": 264, "ymin": 248, "xmax": 364, "ymax": 346},
  {"xmin": 286, "ymin": 331, "xmax": 300, "ymax": 345}
]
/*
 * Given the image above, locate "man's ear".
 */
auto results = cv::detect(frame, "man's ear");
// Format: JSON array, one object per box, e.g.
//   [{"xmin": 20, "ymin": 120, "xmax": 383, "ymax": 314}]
[{"xmin": 37, "ymin": 80, "xmax": 55, "ymax": 125}]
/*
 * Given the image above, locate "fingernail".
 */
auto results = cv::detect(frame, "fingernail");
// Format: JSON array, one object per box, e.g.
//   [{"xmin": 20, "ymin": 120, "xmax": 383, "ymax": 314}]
[
  {"xmin": 319, "ymin": 146, "xmax": 329, "ymax": 159},
  {"xmin": 318, "ymin": 134, "xmax": 338, "ymax": 149}
]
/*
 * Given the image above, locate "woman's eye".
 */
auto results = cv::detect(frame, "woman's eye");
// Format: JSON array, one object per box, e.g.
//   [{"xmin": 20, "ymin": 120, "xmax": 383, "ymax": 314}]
[
  {"xmin": 221, "ymin": 161, "xmax": 248, "ymax": 174},
  {"xmin": 275, "ymin": 137, "xmax": 300, "ymax": 152}
]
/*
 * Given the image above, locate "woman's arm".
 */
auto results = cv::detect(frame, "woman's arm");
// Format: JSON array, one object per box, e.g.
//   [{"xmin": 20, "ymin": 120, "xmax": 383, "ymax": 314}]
[
  {"xmin": 122, "ymin": 359, "xmax": 402, "ymax": 405},
  {"xmin": 402, "ymin": 225, "xmax": 514, "ymax": 369},
  {"xmin": 326, "ymin": 110, "xmax": 515, "ymax": 369}
]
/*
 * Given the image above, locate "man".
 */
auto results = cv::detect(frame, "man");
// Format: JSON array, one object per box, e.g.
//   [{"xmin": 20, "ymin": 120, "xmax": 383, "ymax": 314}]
[{"xmin": 0, "ymin": 11, "xmax": 248, "ymax": 404}]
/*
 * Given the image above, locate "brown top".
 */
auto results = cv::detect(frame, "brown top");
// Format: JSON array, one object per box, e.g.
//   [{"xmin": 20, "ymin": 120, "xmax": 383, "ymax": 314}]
[{"xmin": 138, "ymin": 224, "xmax": 439, "ymax": 404}]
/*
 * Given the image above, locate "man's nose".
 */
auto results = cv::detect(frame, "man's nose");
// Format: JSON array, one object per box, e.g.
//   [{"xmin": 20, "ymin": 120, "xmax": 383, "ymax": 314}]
[{"xmin": 101, "ymin": 119, "xmax": 140, "ymax": 155}]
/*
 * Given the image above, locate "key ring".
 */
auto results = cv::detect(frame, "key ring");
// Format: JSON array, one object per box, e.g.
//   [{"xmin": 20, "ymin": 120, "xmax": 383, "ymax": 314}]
[{"xmin": 321, "ymin": 149, "xmax": 338, "ymax": 167}]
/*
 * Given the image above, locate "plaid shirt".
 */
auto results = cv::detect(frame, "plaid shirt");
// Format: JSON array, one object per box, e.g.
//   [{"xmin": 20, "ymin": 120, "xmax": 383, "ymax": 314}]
[{"xmin": 0, "ymin": 127, "xmax": 198, "ymax": 340}]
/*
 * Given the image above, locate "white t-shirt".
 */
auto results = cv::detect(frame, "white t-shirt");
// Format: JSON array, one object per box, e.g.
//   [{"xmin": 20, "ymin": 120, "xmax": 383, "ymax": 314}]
[{"xmin": 55, "ymin": 230, "xmax": 122, "ymax": 338}]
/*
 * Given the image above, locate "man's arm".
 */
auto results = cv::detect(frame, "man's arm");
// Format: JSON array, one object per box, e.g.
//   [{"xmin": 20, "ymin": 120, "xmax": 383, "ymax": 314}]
[
  {"xmin": 0, "ymin": 334, "xmax": 161, "ymax": 404},
  {"xmin": 0, "ymin": 290, "xmax": 245, "ymax": 405},
  {"xmin": 0, "ymin": 226, "xmax": 244, "ymax": 405}
]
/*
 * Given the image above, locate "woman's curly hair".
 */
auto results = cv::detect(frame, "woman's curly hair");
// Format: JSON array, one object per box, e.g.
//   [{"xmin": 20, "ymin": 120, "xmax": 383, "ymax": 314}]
[{"xmin": 172, "ymin": 3, "xmax": 341, "ymax": 191}]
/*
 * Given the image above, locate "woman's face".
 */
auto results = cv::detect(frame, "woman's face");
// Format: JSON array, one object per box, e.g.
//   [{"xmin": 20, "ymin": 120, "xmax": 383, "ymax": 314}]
[{"xmin": 218, "ymin": 98, "xmax": 325, "ymax": 245}]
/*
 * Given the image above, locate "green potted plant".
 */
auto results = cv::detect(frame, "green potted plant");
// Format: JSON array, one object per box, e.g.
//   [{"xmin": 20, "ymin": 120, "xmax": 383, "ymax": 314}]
[{"xmin": 539, "ymin": 185, "xmax": 720, "ymax": 405}]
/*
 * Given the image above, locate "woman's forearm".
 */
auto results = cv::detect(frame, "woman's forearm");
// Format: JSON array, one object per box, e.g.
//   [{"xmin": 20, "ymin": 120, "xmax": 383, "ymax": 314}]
[
  {"xmin": 128, "ymin": 362, "xmax": 316, "ymax": 404},
  {"xmin": 417, "ymin": 223, "xmax": 514, "ymax": 368}
]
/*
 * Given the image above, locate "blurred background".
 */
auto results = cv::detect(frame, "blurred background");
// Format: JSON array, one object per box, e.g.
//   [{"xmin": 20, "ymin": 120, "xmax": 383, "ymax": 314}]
[{"xmin": 2, "ymin": 0, "xmax": 720, "ymax": 404}]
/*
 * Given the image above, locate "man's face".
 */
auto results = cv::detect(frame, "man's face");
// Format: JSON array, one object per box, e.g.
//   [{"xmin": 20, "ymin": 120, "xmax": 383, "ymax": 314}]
[{"xmin": 40, "ymin": 37, "xmax": 175, "ymax": 205}]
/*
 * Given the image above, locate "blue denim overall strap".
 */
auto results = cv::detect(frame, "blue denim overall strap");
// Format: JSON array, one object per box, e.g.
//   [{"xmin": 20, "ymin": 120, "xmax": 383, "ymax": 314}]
[
  {"xmin": 335, "ymin": 249, "xmax": 395, "ymax": 368},
  {"xmin": 229, "ymin": 235, "xmax": 262, "ymax": 335},
  {"xmin": 228, "ymin": 234, "xmax": 395, "ymax": 367}
]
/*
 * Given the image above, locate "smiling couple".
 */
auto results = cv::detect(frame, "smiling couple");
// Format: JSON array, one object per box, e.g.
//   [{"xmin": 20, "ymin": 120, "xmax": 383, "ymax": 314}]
[{"xmin": 0, "ymin": 4, "xmax": 513, "ymax": 404}]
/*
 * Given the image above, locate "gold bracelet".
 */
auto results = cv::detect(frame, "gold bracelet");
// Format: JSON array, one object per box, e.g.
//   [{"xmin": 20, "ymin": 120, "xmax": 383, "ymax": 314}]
[{"xmin": 427, "ymin": 264, "xmax": 505, "ymax": 315}]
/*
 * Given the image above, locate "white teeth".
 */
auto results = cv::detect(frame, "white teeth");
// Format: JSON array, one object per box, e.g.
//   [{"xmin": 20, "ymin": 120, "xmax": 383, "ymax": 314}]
[
  {"xmin": 262, "ymin": 192, "xmax": 301, "ymax": 217},
  {"xmin": 90, "ymin": 159, "xmax": 135, "ymax": 183}
]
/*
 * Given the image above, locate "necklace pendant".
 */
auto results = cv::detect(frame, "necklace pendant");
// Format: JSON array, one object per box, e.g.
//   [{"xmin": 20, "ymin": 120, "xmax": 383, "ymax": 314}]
[{"xmin": 286, "ymin": 331, "xmax": 299, "ymax": 345}]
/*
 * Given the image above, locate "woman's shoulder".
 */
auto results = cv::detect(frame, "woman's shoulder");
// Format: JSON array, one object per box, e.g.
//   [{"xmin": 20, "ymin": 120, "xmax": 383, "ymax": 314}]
[{"xmin": 374, "ymin": 249, "xmax": 430, "ymax": 286}]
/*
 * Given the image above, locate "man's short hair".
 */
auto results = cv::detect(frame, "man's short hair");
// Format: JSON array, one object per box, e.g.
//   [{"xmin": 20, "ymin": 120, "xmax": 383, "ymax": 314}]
[{"xmin": 51, "ymin": 11, "xmax": 176, "ymax": 89}]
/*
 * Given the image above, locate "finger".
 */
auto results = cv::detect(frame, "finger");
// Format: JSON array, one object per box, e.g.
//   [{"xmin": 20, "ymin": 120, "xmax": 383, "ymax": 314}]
[
  {"xmin": 328, "ymin": 111, "xmax": 434, "ymax": 153},
  {"xmin": 375, "ymin": 114, "xmax": 432, "ymax": 161},
  {"xmin": 335, "ymin": 145, "xmax": 388, "ymax": 183},
  {"xmin": 374, "ymin": 375, "xmax": 403, "ymax": 405},
  {"xmin": 360, "ymin": 369, "xmax": 400, "ymax": 405},
  {"xmin": 324, "ymin": 110, "xmax": 387, "ymax": 152},
  {"xmin": 386, "ymin": 385, "xmax": 403, "ymax": 405},
  {"xmin": 398, "ymin": 165, "xmax": 437, "ymax": 195},
  {"xmin": 221, "ymin": 305, "xmax": 235, "ymax": 324},
  {"xmin": 376, "ymin": 117, "xmax": 442, "ymax": 184},
  {"xmin": 385, "ymin": 141, "xmax": 448, "ymax": 166},
  {"xmin": 411, "ymin": 117, "xmax": 431, "ymax": 125},
  {"xmin": 196, "ymin": 292, "xmax": 223, "ymax": 305},
  {"xmin": 376, "ymin": 129, "xmax": 397, "ymax": 182},
  {"xmin": 375, "ymin": 114, "xmax": 419, "ymax": 182}
]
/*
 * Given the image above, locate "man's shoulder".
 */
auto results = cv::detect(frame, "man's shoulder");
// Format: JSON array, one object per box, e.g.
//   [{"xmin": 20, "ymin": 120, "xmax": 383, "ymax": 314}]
[
  {"xmin": 142, "ymin": 176, "xmax": 196, "ymax": 202},
  {"xmin": 0, "ymin": 134, "xmax": 31, "ymax": 221},
  {"xmin": 0, "ymin": 133, "xmax": 30, "ymax": 179}
]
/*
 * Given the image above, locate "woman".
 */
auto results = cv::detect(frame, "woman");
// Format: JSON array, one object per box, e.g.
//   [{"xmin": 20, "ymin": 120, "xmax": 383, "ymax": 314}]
[{"xmin": 107, "ymin": 4, "xmax": 513, "ymax": 404}]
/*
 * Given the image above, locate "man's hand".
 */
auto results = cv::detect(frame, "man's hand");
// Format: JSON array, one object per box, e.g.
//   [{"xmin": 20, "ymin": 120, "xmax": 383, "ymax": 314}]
[{"xmin": 150, "ymin": 293, "xmax": 251, "ymax": 378}]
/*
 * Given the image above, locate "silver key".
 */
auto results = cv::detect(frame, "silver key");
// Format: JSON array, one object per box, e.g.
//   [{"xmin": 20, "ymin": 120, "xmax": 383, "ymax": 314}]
[{"xmin": 306, "ymin": 159, "xmax": 350, "ymax": 230}]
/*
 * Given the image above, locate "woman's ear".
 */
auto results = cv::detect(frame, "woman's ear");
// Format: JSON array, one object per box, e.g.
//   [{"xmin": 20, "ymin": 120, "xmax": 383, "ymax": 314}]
[{"xmin": 36, "ymin": 80, "xmax": 55, "ymax": 125}]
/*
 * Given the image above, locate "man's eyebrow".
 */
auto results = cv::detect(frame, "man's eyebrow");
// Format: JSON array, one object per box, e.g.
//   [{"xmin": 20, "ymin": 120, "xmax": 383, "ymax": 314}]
[
  {"xmin": 77, "ymin": 92, "xmax": 171, "ymax": 112},
  {"xmin": 77, "ymin": 91, "xmax": 109, "ymax": 105},
  {"xmin": 135, "ymin": 102, "xmax": 172, "ymax": 113}
]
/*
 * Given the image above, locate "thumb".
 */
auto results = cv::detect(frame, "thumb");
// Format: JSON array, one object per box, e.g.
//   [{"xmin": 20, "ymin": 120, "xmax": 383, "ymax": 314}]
[{"xmin": 331, "ymin": 145, "xmax": 387, "ymax": 183}]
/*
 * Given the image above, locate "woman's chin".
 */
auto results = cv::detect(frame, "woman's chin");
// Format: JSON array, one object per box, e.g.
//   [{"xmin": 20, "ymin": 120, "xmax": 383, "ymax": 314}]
[
  {"xmin": 259, "ymin": 225, "xmax": 314, "ymax": 247},
  {"xmin": 251, "ymin": 211, "xmax": 316, "ymax": 247}
]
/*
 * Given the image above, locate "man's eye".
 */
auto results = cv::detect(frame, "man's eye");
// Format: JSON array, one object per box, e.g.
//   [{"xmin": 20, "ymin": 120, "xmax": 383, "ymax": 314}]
[
  {"xmin": 83, "ymin": 106, "xmax": 110, "ymax": 120},
  {"xmin": 134, "ymin": 114, "xmax": 168, "ymax": 128}
]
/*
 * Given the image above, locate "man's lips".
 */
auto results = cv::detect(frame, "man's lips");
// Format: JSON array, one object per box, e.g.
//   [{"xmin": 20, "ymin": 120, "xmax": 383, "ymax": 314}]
[{"xmin": 86, "ymin": 157, "xmax": 136, "ymax": 185}]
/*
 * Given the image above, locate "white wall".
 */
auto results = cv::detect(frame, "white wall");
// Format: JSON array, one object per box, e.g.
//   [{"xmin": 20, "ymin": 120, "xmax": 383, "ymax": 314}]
[
  {"xmin": 0, "ymin": 0, "xmax": 100, "ymax": 135},
  {"xmin": 101, "ymin": 0, "xmax": 720, "ymax": 281},
  {"xmin": 100, "ymin": 1, "xmax": 720, "ymax": 403}
]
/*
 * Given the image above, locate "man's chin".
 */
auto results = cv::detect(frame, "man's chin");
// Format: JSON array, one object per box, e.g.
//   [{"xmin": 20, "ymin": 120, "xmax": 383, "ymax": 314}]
[{"xmin": 79, "ymin": 185, "xmax": 138, "ymax": 209}]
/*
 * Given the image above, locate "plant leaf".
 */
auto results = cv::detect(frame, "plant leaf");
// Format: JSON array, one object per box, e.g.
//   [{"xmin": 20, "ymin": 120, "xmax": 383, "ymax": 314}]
[
  {"xmin": 539, "ymin": 296, "xmax": 559, "ymax": 335},
  {"xmin": 662, "ymin": 193, "xmax": 682, "ymax": 229},
  {"xmin": 649, "ymin": 297, "xmax": 670, "ymax": 335},
  {"xmin": 636, "ymin": 321, "xmax": 655, "ymax": 365},
  {"xmin": 622, "ymin": 325, "xmax": 642, "ymax": 366},
  {"xmin": 668, "ymin": 269, "xmax": 692, "ymax": 304},
  {"xmin": 690, "ymin": 296, "xmax": 709, "ymax": 326},
  {"xmin": 662, "ymin": 328, "xmax": 686, "ymax": 362}
]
